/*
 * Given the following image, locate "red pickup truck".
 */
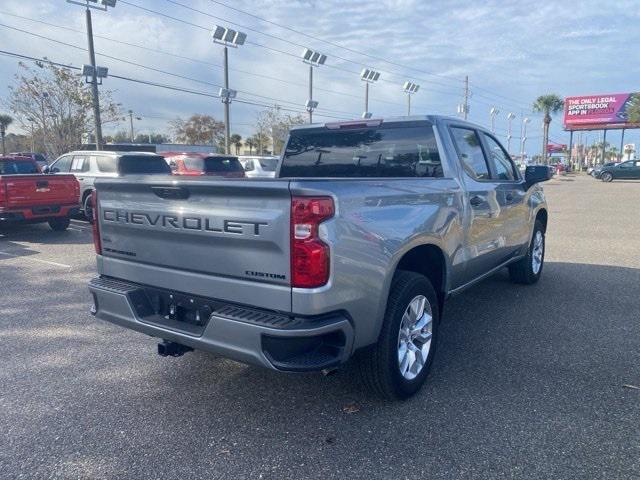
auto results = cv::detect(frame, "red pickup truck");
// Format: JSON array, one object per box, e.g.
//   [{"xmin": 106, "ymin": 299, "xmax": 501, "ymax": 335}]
[{"xmin": 0, "ymin": 156, "xmax": 80, "ymax": 231}]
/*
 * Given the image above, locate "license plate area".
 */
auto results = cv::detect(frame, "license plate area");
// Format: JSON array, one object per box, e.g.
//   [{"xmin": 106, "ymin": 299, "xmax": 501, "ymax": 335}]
[
  {"xmin": 32, "ymin": 205, "xmax": 60, "ymax": 215},
  {"xmin": 131, "ymin": 287, "xmax": 223, "ymax": 336}
]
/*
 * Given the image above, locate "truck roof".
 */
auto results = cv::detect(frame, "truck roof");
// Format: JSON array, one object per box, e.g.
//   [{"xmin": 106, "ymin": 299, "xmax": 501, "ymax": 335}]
[
  {"xmin": 289, "ymin": 115, "xmax": 481, "ymax": 132},
  {"xmin": 64, "ymin": 150, "xmax": 162, "ymax": 157}
]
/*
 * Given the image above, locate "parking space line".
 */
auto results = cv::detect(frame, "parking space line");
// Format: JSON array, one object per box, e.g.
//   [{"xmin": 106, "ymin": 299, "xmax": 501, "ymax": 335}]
[{"xmin": 0, "ymin": 251, "xmax": 71, "ymax": 268}]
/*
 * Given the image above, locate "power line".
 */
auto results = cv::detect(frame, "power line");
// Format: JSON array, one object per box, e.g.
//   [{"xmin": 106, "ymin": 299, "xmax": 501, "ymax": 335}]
[
  {"xmin": 0, "ymin": 22, "xmax": 360, "ymax": 119},
  {"xmin": 0, "ymin": 49, "xmax": 349, "ymax": 121},
  {"xmin": 120, "ymin": 0, "xmax": 465, "ymax": 97}
]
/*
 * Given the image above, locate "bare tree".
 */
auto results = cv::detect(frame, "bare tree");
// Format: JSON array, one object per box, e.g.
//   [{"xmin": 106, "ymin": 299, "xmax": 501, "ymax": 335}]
[
  {"xmin": 170, "ymin": 114, "xmax": 225, "ymax": 146},
  {"xmin": 255, "ymin": 106, "xmax": 305, "ymax": 155},
  {"xmin": 7, "ymin": 61, "xmax": 121, "ymax": 157}
]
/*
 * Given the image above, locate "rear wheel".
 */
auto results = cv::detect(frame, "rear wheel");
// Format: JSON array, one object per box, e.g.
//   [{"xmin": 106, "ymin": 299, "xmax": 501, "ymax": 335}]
[
  {"xmin": 509, "ymin": 219, "xmax": 545, "ymax": 284},
  {"xmin": 48, "ymin": 217, "xmax": 70, "ymax": 231},
  {"xmin": 83, "ymin": 193, "xmax": 94, "ymax": 223},
  {"xmin": 601, "ymin": 172, "xmax": 613, "ymax": 182},
  {"xmin": 358, "ymin": 270, "xmax": 439, "ymax": 400}
]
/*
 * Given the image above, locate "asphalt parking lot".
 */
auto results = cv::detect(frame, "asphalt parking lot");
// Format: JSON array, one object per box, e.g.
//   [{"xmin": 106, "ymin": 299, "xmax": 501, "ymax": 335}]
[{"xmin": 1, "ymin": 174, "xmax": 638, "ymax": 479}]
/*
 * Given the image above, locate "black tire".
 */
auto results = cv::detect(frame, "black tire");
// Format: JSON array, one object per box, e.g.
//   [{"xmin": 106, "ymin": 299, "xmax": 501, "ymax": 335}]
[
  {"xmin": 83, "ymin": 193, "xmax": 94, "ymax": 223},
  {"xmin": 358, "ymin": 270, "xmax": 440, "ymax": 400},
  {"xmin": 601, "ymin": 172, "xmax": 613, "ymax": 182},
  {"xmin": 509, "ymin": 219, "xmax": 545, "ymax": 284},
  {"xmin": 48, "ymin": 217, "xmax": 70, "ymax": 231}
]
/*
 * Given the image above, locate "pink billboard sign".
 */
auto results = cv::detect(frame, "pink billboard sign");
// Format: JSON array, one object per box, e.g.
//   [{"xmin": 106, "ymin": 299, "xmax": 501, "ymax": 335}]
[{"xmin": 564, "ymin": 93, "xmax": 639, "ymax": 128}]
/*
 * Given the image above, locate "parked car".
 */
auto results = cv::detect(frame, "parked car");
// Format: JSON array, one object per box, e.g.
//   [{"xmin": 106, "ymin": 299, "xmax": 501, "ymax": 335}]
[
  {"xmin": 88, "ymin": 115, "xmax": 551, "ymax": 399},
  {"xmin": 165, "ymin": 153, "xmax": 245, "ymax": 178},
  {"xmin": 599, "ymin": 160, "xmax": 640, "ymax": 182},
  {"xmin": 591, "ymin": 162, "xmax": 618, "ymax": 178},
  {"xmin": 10, "ymin": 152, "xmax": 48, "ymax": 170},
  {"xmin": 0, "ymin": 155, "xmax": 79, "ymax": 231},
  {"xmin": 238, "ymin": 155, "xmax": 279, "ymax": 178},
  {"xmin": 45, "ymin": 151, "xmax": 171, "ymax": 221}
]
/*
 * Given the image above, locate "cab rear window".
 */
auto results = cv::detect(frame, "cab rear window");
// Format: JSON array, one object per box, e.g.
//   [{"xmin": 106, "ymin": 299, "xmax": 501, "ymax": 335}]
[
  {"xmin": 280, "ymin": 123, "xmax": 442, "ymax": 178},
  {"xmin": 0, "ymin": 159, "xmax": 39, "ymax": 175}
]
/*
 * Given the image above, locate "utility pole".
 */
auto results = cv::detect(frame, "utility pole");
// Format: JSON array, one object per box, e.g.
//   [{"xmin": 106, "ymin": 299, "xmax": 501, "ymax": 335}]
[
  {"xmin": 128, "ymin": 110, "xmax": 134, "ymax": 142},
  {"xmin": 67, "ymin": 0, "xmax": 117, "ymax": 149},
  {"xmin": 85, "ymin": 7, "xmax": 103, "ymax": 149}
]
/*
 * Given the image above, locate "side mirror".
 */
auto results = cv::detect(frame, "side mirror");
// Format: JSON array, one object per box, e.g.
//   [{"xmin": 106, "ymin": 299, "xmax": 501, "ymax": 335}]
[
  {"xmin": 525, "ymin": 165, "xmax": 553, "ymax": 189},
  {"xmin": 42, "ymin": 165, "xmax": 50, "ymax": 174}
]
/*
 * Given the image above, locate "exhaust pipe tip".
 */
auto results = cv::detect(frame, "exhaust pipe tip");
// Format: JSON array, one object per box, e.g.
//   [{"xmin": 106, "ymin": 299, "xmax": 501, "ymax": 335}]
[{"xmin": 157, "ymin": 340, "xmax": 193, "ymax": 357}]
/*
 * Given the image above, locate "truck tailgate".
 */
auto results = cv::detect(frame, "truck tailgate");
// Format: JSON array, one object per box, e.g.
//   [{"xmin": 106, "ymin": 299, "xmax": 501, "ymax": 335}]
[
  {"xmin": 1, "ymin": 174, "xmax": 78, "ymax": 208},
  {"xmin": 95, "ymin": 177, "xmax": 292, "ymax": 308}
]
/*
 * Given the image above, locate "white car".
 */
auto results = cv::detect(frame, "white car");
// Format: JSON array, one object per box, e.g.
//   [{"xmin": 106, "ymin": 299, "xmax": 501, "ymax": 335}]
[{"xmin": 238, "ymin": 156, "xmax": 279, "ymax": 178}]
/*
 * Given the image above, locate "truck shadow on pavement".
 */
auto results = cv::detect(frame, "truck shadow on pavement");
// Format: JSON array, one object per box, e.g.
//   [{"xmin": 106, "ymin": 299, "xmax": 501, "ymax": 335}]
[
  {"xmin": 3, "ymin": 261, "xmax": 639, "ymax": 478},
  {"xmin": 0, "ymin": 222, "xmax": 92, "ymax": 247}
]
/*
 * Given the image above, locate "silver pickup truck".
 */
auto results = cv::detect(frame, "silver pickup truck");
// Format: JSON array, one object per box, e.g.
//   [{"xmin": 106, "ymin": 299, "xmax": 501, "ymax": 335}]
[{"xmin": 88, "ymin": 116, "xmax": 551, "ymax": 399}]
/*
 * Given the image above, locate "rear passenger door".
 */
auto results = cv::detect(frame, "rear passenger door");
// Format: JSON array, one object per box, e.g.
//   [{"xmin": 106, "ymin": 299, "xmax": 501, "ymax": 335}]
[
  {"xmin": 70, "ymin": 154, "xmax": 93, "ymax": 194},
  {"xmin": 449, "ymin": 126, "xmax": 504, "ymax": 282},
  {"xmin": 480, "ymin": 132, "xmax": 530, "ymax": 255}
]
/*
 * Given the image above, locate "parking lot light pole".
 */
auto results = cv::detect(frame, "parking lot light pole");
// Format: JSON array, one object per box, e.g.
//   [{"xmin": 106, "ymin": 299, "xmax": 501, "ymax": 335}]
[
  {"xmin": 506, "ymin": 112, "xmax": 515, "ymax": 154},
  {"xmin": 403, "ymin": 82, "xmax": 420, "ymax": 116},
  {"xmin": 211, "ymin": 25, "xmax": 246, "ymax": 154},
  {"xmin": 127, "ymin": 110, "xmax": 141, "ymax": 142},
  {"xmin": 360, "ymin": 68, "xmax": 380, "ymax": 119},
  {"xmin": 520, "ymin": 117, "xmax": 530, "ymax": 162},
  {"xmin": 490, "ymin": 107, "xmax": 499, "ymax": 133},
  {"xmin": 302, "ymin": 49, "xmax": 326, "ymax": 123},
  {"xmin": 66, "ymin": 0, "xmax": 116, "ymax": 150}
]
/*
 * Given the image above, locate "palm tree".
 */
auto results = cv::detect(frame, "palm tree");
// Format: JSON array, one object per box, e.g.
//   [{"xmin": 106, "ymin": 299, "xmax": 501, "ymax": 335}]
[
  {"xmin": 532, "ymin": 94, "xmax": 564, "ymax": 164},
  {"xmin": 230, "ymin": 133, "xmax": 242, "ymax": 155},
  {"xmin": 0, "ymin": 114, "xmax": 13, "ymax": 155},
  {"xmin": 245, "ymin": 137, "xmax": 256, "ymax": 155}
]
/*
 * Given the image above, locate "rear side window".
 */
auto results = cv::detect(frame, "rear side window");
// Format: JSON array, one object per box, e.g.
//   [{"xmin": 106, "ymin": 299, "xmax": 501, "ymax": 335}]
[
  {"xmin": 118, "ymin": 155, "xmax": 171, "ymax": 175},
  {"xmin": 450, "ymin": 127, "xmax": 490, "ymax": 180},
  {"xmin": 203, "ymin": 156, "xmax": 243, "ymax": 173},
  {"xmin": 482, "ymin": 134, "xmax": 517, "ymax": 181},
  {"xmin": 71, "ymin": 155, "xmax": 89, "ymax": 173},
  {"xmin": 96, "ymin": 156, "xmax": 117, "ymax": 173},
  {"xmin": 280, "ymin": 124, "xmax": 442, "ymax": 178},
  {"xmin": 0, "ymin": 160, "xmax": 39, "ymax": 174}
]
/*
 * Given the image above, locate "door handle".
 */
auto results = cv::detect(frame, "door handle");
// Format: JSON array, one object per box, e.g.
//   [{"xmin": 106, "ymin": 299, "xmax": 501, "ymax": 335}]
[{"xmin": 469, "ymin": 195, "xmax": 484, "ymax": 207}]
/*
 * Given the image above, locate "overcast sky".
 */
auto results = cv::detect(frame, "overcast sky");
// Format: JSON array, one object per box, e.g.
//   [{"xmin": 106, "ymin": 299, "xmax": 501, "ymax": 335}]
[{"xmin": 1, "ymin": 0, "xmax": 638, "ymax": 154}]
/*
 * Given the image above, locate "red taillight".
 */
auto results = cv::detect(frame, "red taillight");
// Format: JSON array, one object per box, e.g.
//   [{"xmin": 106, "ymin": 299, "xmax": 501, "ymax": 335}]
[
  {"xmin": 290, "ymin": 196, "xmax": 334, "ymax": 288},
  {"xmin": 91, "ymin": 190, "xmax": 101, "ymax": 255}
]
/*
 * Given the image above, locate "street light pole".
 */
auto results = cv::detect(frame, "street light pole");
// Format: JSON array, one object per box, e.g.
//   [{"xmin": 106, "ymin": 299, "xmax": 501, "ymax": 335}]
[
  {"xmin": 521, "ymin": 117, "xmax": 530, "ymax": 162},
  {"xmin": 223, "ymin": 45, "xmax": 230, "ymax": 154},
  {"xmin": 403, "ymin": 82, "xmax": 419, "ymax": 116},
  {"xmin": 506, "ymin": 112, "xmax": 515, "ymax": 154},
  {"xmin": 85, "ymin": 7, "xmax": 103, "ymax": 149},
  {"xmin": 301, "ymin": 49, "xmax": 325, "ymax": 124},
  {"xmin": 211, "ymin": 25, "xmax": 245, "ymax": 155},
  {"xmin": 360, "ymin": 68, "xmax": 380, "ymax": 118},
  {"xmin": 490, "ymin": 107, "xmax": 499, "ymax": 133}
]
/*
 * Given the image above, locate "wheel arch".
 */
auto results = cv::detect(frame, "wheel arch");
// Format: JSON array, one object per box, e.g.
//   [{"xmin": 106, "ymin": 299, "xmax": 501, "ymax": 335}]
[{"xmin": 535, "ymin": 208, "xmax": 548, "ymax": 233}]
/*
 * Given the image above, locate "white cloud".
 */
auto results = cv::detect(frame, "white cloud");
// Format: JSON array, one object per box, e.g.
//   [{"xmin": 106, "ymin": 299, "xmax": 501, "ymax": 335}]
[{"xmin": 0, "ymin": 0, "xmax": 638, "ymax": 151}]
